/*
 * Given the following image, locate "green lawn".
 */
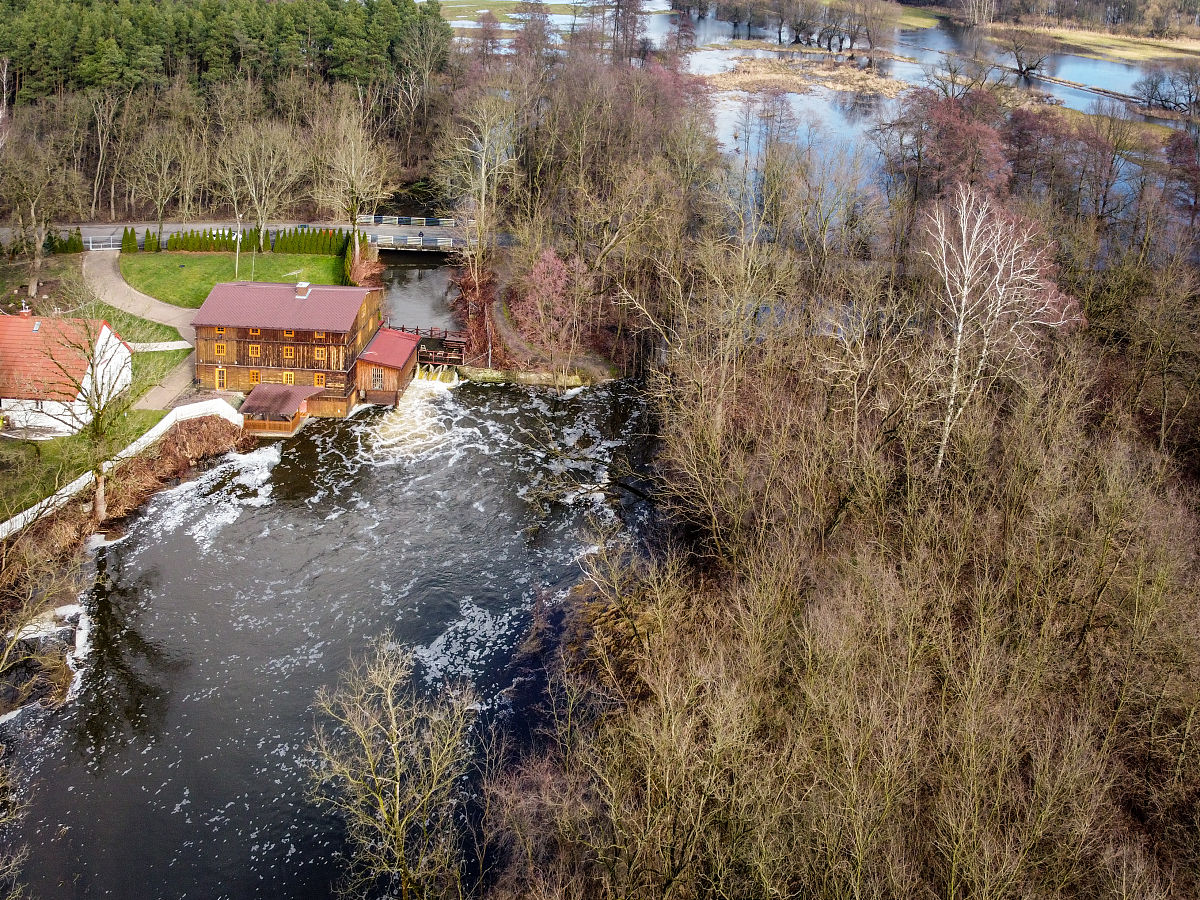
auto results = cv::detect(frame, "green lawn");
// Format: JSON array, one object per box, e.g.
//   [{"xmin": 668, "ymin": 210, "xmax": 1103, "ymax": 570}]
[
  {"xmin": 132, "ymin": 348, "xmax": 192, "ymax": 395},
  {"xmin": 120, "ymin": 252, "xmax": 344, "ymax": 308},
  {"xmin": 0, "ymin": 409, "xmax": 167, "ymax": 517},
  {"xmin": 898, "ymin": 5, "xmax": 952, "ymax": 28},
  {"xmin": 89, "ymin": 301, "xmax": 182, "ymax": 344}
]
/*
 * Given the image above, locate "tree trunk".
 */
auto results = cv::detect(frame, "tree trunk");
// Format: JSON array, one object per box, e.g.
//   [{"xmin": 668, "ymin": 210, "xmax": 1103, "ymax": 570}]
[
  {"xmin": 27, "ymin": 215, "xmax": 45, "ymax": 299},
  {"xmin": 94, "ymin": 472, "xmax": 107, "ymax": 523}
]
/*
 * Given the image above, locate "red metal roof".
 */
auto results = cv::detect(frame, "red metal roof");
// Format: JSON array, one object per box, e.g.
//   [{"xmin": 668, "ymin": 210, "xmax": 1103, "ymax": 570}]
[
  {"xmin": 359, "ymin": 328, "xmax": 421, "ymax": 370},
  {"xmin": 240, "ymin": 383, "xmax": 324, "ymax": 420},
  {"xmin": 0, "ymin": 315, "xmax": 116, "ymax": 401},
  {"xmin": 191, "ymin": 283, "xmax": 372, "ymax": 332}
]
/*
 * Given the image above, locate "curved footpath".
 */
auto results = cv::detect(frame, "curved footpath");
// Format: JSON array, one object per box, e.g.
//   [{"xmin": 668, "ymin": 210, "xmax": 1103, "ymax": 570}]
[{"xmin": 81, "ymin": 250, "xmax": 196, "ymax": 411}]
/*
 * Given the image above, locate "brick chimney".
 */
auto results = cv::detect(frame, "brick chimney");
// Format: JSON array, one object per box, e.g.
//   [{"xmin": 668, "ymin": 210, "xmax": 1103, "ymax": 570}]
[
  {"xmin": 18, "ymin": 303, "xmax": 31, "ymax": 318},
  {"xmin": 295, "ymin": 282, "xmax": 311, "ymax": 300}
]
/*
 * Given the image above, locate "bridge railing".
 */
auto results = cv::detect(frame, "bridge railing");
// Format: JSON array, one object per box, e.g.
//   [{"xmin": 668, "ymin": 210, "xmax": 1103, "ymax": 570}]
[
  {"xmin": 357, "ymin": 214, "xmax": 460, "ymax": 227},
  {"xmin": 388, "ymin": 323, "xmax": 469, "ymax": 342},
  {"xmin": 368, "ymin": 233, "xmax": 463, "ymax": 250}
]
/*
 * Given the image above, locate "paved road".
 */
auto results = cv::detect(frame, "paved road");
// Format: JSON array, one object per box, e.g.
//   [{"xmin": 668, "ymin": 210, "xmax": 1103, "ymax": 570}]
[
  {"xmin": 82, "ymin": 251, "xmax": 196, "ymax": 344},
  {"xmin": 0, "ymin": 220, "xmax": 463, "ymax": 249}
]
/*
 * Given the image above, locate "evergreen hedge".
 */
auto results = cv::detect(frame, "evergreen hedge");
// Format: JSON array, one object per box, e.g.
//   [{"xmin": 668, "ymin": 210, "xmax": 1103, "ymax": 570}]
[
  {"xmin": 120, "ymin": 227, "xmax": 138, "ymax": 253},
  {"xmin": 50, "ymin": 228, "xmax": 86, "ymax": 254},
  {"xmin": 165, "ymin": 228, "xmax": 261, "ymax": 252},
  {"xmin": 273, "ymin": 227, "xmax": 348, "ymax": 256}
]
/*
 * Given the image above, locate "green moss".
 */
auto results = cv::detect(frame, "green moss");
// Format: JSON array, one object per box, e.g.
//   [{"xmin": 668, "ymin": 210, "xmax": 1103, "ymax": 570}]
[{"xmin": 119, "ymin": 252, "xmax": 345, "ymax": 308}]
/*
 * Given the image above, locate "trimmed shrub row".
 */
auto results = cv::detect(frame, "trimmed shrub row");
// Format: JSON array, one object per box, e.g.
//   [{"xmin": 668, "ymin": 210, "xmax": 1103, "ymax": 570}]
[
  {"xmin": 48, "ymin": 228, "xmax": 85, "ymax": 254},
  {"xmin": 116, "ymin": 225, "xmax": 354, "ymax": 257},
  {"xmin": 165, "ymin": 228, "xmax": 262, "ymax": 252},
  {"xmin": 274, "ymin": 227, "xmax": 349, "ymax": 255}
]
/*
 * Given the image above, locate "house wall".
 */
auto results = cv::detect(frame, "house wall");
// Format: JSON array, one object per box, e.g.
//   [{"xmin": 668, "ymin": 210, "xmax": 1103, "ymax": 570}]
[
  {"xmin": 354, "ymin": 351, "xmax": 418, "ymax": 403},
  {"xmin": 0, "ymin": 324, "xmax": 133, "ymax": 436},
  {"xmin": 0, "ymin": 398, "xmax": 82, "ymax": 435}
]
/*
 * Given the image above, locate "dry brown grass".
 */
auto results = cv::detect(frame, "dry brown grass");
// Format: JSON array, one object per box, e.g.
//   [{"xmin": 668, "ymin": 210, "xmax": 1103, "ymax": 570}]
[{"xmin": 706, "ymin": 57, "xmax": 906, "ymax": 97}]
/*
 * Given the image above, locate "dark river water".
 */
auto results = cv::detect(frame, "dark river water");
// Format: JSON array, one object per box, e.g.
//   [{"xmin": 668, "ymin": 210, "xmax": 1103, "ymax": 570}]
[{"xmin": 6, "ymin": 265, "xmax": 651, "ymax": 898}]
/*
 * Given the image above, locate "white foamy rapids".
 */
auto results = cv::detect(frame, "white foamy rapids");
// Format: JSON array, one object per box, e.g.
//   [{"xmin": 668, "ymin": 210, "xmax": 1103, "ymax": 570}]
[
  {"xmin": 145, "ymin": 444, "xmax": 282, "ymax": 552},
  {"xmin": 361, "ymin": 379, "xmax": 462, "ymax": 464},
  {"xmin": 414, "ymin": 596, "xmax": 527, "ymax": 688}
]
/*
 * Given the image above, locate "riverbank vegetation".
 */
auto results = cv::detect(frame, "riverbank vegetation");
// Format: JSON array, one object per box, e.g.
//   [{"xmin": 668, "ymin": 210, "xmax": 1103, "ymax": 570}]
[
  {"xmin": 3, "ymin": 0, "xmax": 1200, "ymax": 895},
  {"xmin": 305, "ymin": 11, "xmax": 1200, "ymax": 900}
]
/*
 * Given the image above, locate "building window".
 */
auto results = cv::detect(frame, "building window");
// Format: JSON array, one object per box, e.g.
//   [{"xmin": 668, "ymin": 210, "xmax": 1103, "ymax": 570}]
[
  {"xmin": 314, "ymin": 347, "xmax": 327, "ymax": 363},
  {"xmin": 282, "ymin": 346, "xmax": 295, "ymax": 359},
  {"xmin": 215, "ymin": 326, "xmax": 225, "ymax": 336},
  {"xmin": 314, "ymin": 331, "xmax": 325, "ymax": 340},
  {"xmin": 314, "ymin": 373, "xmax": 326, "ymax": 388},
  {"xmin": 249, "ymin": 344, "xmax": 261, "ymax": 358},
  {"xmin": 283, "ymin": 371, "xmax": 295, "ymax": 385},
  {"xmin": 214, "ymin": 342, "xmax": 226, "ymax": 356},
  {"xmin": 249, "ymin": 328, "xmax": 261, "ymax": 336},
  {"xmin": 284, "ymin": 329, "xmax": 294, "ymax": 338},
  {"xmin": 371, "ymin": 367, "xmax": 383, "ymax": 390},
  {"xmin": 249, "ymin": 370, "xmax": 261, "ymax": 385}
]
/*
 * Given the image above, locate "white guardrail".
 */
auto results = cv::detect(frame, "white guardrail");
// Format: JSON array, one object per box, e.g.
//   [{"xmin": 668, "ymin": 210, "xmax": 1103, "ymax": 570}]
[
  {"xmin": 0, "ymin": 400, "xmax": 244, "ymax": 542},
  {"xmin": 356, "ymin": 215, "xmax": 460, "ymax": 227}
]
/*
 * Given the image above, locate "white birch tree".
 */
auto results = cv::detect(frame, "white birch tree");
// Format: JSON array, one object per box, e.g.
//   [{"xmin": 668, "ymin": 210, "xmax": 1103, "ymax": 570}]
[{"xmin": 923, "ymin": 184, "xmax": 1080, "ymax": 476}]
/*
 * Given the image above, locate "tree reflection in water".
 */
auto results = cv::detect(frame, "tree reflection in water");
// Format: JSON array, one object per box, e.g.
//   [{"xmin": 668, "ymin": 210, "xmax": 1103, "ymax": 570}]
[{"xmin": 72, "ymin": 547, "xmax": 187, "ymax": 771}]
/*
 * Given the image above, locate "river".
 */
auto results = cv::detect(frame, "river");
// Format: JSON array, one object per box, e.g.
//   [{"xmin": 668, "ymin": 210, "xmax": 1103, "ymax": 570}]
[{"xmin": 6, "ymin": 262, "xmax": 651, "ymax": 898}]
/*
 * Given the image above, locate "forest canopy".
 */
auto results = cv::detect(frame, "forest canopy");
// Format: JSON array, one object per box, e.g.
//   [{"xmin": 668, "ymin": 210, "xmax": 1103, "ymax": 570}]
[{"xmin": 0, "ymin": 0, "xmax": 451, "ymax": 101}]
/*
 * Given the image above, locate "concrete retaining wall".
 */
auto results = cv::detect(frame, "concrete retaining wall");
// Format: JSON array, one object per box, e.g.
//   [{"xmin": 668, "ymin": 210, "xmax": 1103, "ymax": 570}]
[{"xmin": 457, "ymin": 366, "xmax": 587, "ymax": 388}]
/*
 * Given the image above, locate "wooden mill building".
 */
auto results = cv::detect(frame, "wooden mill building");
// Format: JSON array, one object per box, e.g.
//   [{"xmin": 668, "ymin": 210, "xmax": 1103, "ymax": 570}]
[
  {"xmin": 192, "ymin": 281, "xmax": 383, "ymax": 418},
  {"xmin": 192, "ymin": 281, "xmax": 436, "ymax": 434}
]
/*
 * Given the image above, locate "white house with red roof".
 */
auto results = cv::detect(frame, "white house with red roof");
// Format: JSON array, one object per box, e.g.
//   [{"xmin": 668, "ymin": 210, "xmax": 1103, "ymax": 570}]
[{"xmin": 0, "ymin": 308, "xmax": 133, "ymax": 438}]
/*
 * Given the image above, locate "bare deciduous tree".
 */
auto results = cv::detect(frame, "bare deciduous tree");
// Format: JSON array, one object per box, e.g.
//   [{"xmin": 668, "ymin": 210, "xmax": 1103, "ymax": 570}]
[
  {"xmin": 436, "ymin": 92, "xmax": 518, "ymax": 288},
  {"xmin": 308, "ymin": 637, "xmax": 478, "ymax": 899},
  {"xmin": 0, "ymin": 110, "xmax": 83, "ymax": 298},
  {"xmin": 311, "ymin": 96, "xmax": 395, "ymax": 263},
  {"xmin": 922, "ymin": 183, "xmax": 1080, "ymax": 475},
  {"xmin": 218, "ymin": 122, "xmax": 304, "ymax": 252},
  {"xmin": 128, "ymin": 124, "xmax": 183, "ymax": 241}
]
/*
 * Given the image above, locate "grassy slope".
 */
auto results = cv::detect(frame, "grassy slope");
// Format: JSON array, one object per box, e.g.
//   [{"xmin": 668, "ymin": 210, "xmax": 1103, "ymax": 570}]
[
  {"xmin": 0, "ymin": 409, "xmax": 167, "ymax": 516},
  {"xmin": 120, "ymin": 252, "xmax": 344, "ymax": 308},
  {"xmin": 92, "ymin": 301, "xmax": 182, "ymax": 344},
  {"xmin": 898, "ymin": 5, "xmax": 952, "ymax": 28},
  {"xmin": 1034, "ymin": 24, "xmax": 1200, "ymax": 62}
]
